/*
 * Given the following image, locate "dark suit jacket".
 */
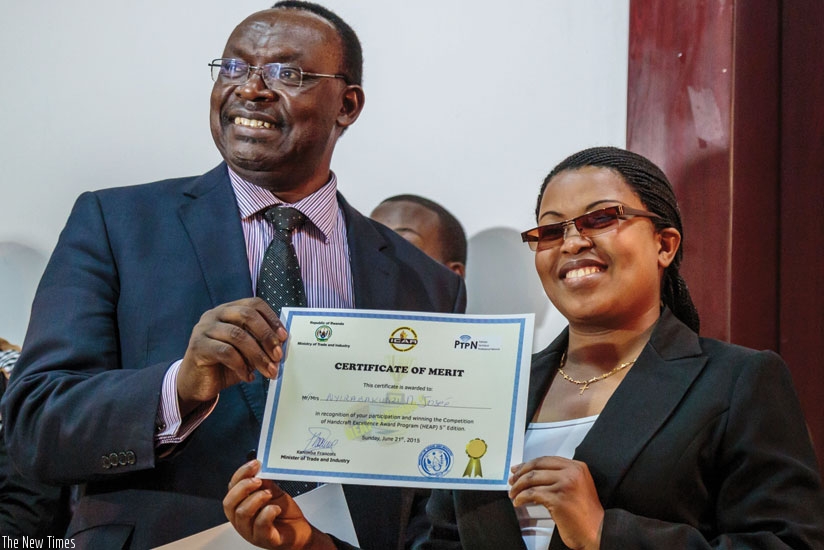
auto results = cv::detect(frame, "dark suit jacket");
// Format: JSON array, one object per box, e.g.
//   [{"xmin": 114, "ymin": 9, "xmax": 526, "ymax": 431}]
[
  {"xmin": 1, "ymin": 164, "xmax": 466, "ymax": 549},
  {"xmin": 417, "ymin": 309, "xmax": 824, "ymax": 549},
  {"xmin": 0, "ymin": 426, "xmax": 71, "ymax": 537}
]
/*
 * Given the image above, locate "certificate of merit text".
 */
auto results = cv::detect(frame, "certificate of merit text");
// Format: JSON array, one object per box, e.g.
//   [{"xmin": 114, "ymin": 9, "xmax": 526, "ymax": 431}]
[{"xmin": 257, "ymin": 308, "xmax": 534, "ymax": 490}]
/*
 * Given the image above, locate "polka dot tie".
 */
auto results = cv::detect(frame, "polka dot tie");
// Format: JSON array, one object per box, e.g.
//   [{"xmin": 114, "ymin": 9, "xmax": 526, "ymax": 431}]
[
  {"xmin": 257, "ymin": 206, "xmax": 308, "ymax": 317},
  {"xmin": 256, "ymin": 206, "xmax": 315, "ymax": 497}
]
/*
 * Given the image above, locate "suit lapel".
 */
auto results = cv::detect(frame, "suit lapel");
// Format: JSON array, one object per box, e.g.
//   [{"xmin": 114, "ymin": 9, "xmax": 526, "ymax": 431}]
[
  {"xmin": 177, "ymin": 164, "xmax": 253, "ymax": 306},
  {"xmin": 573, "ymin": 309, "xmax": 706, "ymax": 506},
  {"xmin": 177, "ymin": 164, "xmax": 265, "ymax": 422},
  {"xmin": 338, "ymin": 193, "xmax": 402, "ymax": 310}
]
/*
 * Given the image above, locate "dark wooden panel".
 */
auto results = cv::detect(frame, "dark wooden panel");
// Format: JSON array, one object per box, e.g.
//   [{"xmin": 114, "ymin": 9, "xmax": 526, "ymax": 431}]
[
  {"xmin": 628, "ymin": 0, "xmax": 822, "ymax": 466},
  {"xmin": 627, "ymin": 0, "xmax": 734, "ymax": 342},
  {"xmin": 779, "ymin": 0, "xmax": 824, "ymax": 468},
  {"xmin": 729, "ymin": 2, "xmax": 780, "ymax": 351}
]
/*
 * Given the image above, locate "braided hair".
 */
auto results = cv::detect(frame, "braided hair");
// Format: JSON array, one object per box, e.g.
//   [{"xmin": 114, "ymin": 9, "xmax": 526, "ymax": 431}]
[{"xmin": 536, "ymin": 146, "xmax": 700, "ymax": 333}]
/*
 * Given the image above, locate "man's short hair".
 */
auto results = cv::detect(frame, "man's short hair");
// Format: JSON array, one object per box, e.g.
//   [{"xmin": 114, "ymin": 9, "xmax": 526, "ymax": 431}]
[
  {"xmin": 379, "ymin": 194, "xmax": 467, "ymax": 265},
  {"xmin": 272, "ymin": 1, "xmax": 363, "ymax": 86}
]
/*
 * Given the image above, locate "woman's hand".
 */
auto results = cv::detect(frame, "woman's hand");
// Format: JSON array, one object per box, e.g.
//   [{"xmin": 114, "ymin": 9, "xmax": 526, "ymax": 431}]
[
  {"xmin": 509, "ymin": 456, "xmax": 604, "ymax": 550},
  {"xmin": 223, "ymin": 459, "xmax": 336, "ymax": 550}
]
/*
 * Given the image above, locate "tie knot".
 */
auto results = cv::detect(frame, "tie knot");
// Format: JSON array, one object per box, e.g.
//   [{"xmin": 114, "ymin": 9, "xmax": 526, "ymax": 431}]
[{"xmin": 264, "ymin": 206, "xmax": 306, "ymax": 232}]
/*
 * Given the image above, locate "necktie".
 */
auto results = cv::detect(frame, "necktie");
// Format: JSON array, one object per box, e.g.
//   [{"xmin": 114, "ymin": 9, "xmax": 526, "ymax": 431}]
[
  {"xmin": 257, "ymin": 206, "xmax": 308, "ymax": 317},
  {"xmin": 256, "ymin": 206, "xmax": 315, "ymax": 496}
]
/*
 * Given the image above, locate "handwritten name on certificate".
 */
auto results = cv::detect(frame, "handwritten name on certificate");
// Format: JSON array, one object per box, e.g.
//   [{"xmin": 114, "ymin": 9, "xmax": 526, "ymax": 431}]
[{"xmin": 256, "ymin": 308, "xmax": 534, "ymax": 490}]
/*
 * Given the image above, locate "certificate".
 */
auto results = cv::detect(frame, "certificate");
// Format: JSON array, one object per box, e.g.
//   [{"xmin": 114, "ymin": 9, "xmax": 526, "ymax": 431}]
[{"xmin": 257, "ymin": 308, "xmax": 534, "ymax": 490}]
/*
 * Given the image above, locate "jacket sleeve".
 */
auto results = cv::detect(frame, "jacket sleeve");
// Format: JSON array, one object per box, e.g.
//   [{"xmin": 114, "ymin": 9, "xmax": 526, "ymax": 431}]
[
  {"xmin": 1, "ymin": 192, "xmax": 170, "ymax": 485},
  {"xmin": 599, "ymin": 351, "xmax": 824, "ymax": 549}
]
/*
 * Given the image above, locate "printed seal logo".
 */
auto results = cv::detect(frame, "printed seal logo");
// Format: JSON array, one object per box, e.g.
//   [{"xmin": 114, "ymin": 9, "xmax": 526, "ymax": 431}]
[
  {"xmin": 418, "ymin": 444, "xmax": 453, "ymax": 477},
  {"xmin": 315, "ymin": 325, "xmax": 332, "ymax": 342},
  {"xmin": 389, "ymin": 327, "xmax": 418, "ymax": 352}
]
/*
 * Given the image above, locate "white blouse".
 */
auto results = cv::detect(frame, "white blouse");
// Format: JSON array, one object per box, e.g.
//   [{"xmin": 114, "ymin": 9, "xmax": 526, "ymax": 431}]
[{"xmin": 517, "ymin": 415, "xmax": 598, "ymax": 550}]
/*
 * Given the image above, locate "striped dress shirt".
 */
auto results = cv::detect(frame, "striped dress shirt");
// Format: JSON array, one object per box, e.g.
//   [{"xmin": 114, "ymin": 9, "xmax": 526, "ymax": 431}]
[
  {"xmin": 156, "ymin": 167, "xmax": 354, "ymax": 445},
  {"xmin": 229, "ymin": 168, "xmax": 354, "ymax": 307}
]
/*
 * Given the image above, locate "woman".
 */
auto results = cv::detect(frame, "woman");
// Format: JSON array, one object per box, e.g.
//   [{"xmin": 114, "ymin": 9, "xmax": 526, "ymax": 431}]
[
  {"xmin": 414, "ymin": 147, "xmax": 824, "ymax": 549},
  {"xmin": 224, "ymin": 147, "xmax": 824, "ymax": 549}
]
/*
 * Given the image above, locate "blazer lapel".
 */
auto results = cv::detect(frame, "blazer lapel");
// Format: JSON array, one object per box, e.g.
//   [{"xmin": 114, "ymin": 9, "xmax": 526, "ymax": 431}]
[
  {"xmin": 508, "ymin": 311, "xmax": 705, "ymax": 549},
  {"xmin": 527, "ymin": 331, "xmax": 569, "ymax": 421},
  {"xmin": 177, "ymin": 164, "xmax": 253, "ymax": 306},
  {"xmin": 573, "ymin": 309, "xmax": 706, "ymax": 506},
  {"xmin": 338, "ymin": 193, "xmax": 402, "ymax": 310},
  {"xmin": 177, "ymin": 164, "xmax": 265, "ymax": 421}
]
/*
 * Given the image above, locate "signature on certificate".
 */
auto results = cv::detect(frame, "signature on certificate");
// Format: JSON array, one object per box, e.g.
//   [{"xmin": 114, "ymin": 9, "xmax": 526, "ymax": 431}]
[{"xmin": 305, "ymin": 427, "xmax": 339, "ymax": 451}]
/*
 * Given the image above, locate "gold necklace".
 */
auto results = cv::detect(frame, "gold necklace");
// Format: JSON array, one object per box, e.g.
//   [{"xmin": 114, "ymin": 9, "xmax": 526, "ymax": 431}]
[{"xmin": 557, "ymin": 351, "xmax": 636, "ymax": 395}]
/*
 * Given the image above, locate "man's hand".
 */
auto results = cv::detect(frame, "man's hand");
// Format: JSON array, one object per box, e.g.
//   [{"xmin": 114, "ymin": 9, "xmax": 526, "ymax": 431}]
[
  {"xmin": 177, "ymin": 298, "xmax": 286, "ymax": 414},
  {"xmin": 509, "ymin": 456, "xmax": 604, "ymax": 550},
  {"xmin": 224, "ymin": 459, "xmax": 337, "ymax": 550}
]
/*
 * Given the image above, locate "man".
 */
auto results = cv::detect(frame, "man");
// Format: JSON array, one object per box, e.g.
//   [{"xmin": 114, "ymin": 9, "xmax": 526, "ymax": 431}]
[
  {"xmin": 370, "ymin": 194, "xmax": 467, "ymax": 279},
  {"xmin": 1, "ymin": 2, "xmax": 465, "ymax": 548}
]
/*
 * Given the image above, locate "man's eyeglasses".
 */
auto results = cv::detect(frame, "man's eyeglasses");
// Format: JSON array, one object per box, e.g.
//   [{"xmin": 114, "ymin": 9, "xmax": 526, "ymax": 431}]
[
  {"xmin": 209, "ymin": 58, "xmax": 348, "ymax": 89},
  {"xmin": 520, "ymin": 205, "xmax": 661, "ymax": 251}
]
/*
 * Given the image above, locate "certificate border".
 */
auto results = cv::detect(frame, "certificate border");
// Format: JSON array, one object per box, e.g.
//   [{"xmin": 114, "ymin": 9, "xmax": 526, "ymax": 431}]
[{"xmin": 258, "ymin": 308, "xmax": 532, "ymax": 489}]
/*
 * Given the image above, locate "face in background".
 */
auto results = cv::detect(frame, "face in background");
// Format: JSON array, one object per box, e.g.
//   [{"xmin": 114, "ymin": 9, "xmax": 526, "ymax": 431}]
[
  {"xmin": 210, "ymin": 8, "xmax": 364, "ymax": 200},
  {"xmin": 370, "ymin": 200, "xmax": 466, "ymax": 278},
  {"xmin": 534, "ymin": 166, "xmax": 679, "ymax": 330}
]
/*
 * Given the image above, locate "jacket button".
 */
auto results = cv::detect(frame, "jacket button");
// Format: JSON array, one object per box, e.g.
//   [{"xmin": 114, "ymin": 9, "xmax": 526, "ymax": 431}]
[
  {"xmin": 126, "ymin": 450, "xmax": 136, "ymax": 465},
  {"xmin": 101, "ymin": 455, "xmax": 111, "ymax": 469}
]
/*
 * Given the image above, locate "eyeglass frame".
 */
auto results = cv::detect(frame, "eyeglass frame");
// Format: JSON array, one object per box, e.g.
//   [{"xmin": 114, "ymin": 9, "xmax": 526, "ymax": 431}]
[
  {"xmin": 209, "ymin": 58, "xmax": 349, "ymax": 89},
  {"xmin": 520, "ymin": 204, "xmax": 661, "ymax": 251}
]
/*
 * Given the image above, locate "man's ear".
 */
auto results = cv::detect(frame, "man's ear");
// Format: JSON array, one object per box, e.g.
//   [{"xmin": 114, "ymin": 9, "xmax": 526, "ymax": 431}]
[
  {"xmin": 445, "ymin": 261, "xmax": 466, "ymax": 280},
  {"xmin": 337, "ymin": 84, "xmax": 365, "ymax": 129},
  {"xmin": 657, "ymin": 227, "xmax": 681, "ymax": 269}
]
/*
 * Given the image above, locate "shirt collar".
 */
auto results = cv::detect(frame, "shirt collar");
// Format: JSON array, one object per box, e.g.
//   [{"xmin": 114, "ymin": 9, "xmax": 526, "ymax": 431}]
[{"xmin": 228, "ymin": 167, "xmax": 340, "ymax": 240}]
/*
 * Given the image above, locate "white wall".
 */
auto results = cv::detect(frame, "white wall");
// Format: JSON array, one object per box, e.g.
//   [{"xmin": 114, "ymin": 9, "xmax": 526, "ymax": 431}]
[{"xmin": 0, "ymin": 1, "xmax": 629, "ymax": 348}]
